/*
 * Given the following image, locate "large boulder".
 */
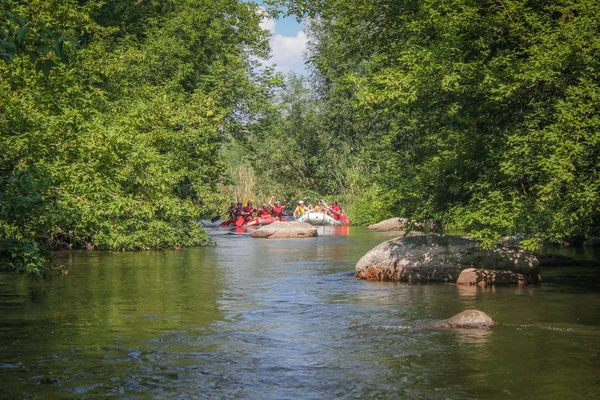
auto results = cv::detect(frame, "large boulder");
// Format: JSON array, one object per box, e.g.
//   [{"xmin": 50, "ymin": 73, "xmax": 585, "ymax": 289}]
[
  {"xmin": 368, "ymin": 218, "xmax": 409, "ymax": 231},
  {"xmin": 431, "ymin": 310, "xmax": 495, "ymax": 329},
  {"xmin": 367, "ymin": 217, "xmax": 439, "ymax": 233},
  {"xmin": 251, "ymin": 221, "xmax": 317, "ymax": 239},
  {"xmin": 354, "ymin": 234, "xmax": 540, "ymax": 283}
]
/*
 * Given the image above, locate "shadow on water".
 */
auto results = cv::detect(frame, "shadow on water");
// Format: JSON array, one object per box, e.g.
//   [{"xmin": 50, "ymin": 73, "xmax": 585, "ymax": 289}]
[
  {"xmin": 541, "ymin": 267, "xmax": 600, "ymax": 291},
  {"xmin": 0, "ymin": 227, "xmax": 598, "ymax": 399}
]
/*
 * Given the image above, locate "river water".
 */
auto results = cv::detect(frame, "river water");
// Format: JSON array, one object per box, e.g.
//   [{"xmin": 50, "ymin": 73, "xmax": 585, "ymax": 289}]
[{"xmin": 0, "ymin": 227, "xmax": 598, "ymax": 399}]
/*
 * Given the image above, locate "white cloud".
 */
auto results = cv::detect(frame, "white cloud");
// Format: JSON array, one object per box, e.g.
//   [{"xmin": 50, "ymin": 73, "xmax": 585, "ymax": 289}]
[
  {"xmin": 260, "ymin": 15, "xmax": 307, "ymax": 75},
  {"xmin": 259, "ymin": 17, "xmax": 275, "ymax": 34},
  {"xmin": 270, "ymin": 31, "xmax": 307, "ymax": 74}
]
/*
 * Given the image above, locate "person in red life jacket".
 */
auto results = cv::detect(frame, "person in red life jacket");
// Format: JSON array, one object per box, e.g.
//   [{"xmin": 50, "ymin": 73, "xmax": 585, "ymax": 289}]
[
  {"xmin": 227, "ymin": 202, "xmax": 236, "ymax": 221},
  {"xmin": 269, "ymin": 196, "xmax": 287, "ymax": 220},
  {"xmin": 328, "ymin": 200, "xmax": 343, "ymax": 220},
  {"xmin": 241, "ymin": 200, "xmax": 256, "ymax": 222},
  {"xmin": 232, "ymin": 202, "xmax": 244, "ymax": 224},
  {"xmin": 256, "ymin": 204, "xmax": 270, "ymax": 218}
]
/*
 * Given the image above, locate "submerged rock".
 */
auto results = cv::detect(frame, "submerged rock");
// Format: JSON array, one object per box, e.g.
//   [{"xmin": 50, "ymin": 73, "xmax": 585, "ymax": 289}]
[
  {"xmin": 535, "ymin": 253, "xmax": 599, "ymax": 267},
  {"xmin": 127, "ymin": 351, "xmax": 142, "ymax": 360},
  {"xmin": 503, "ymin": 236, "xmax": 599, "ymax": 266},
  {"xmin": 251, "ymin": 221, "xmax": 317, "ymax": 239},
  {"xmin": 432, "ymin": 310, "xmax": 495, "ymax": 329},
  {"xmin": 583, "ymin": 237, "xmax": 600, "ymax": 247},
  {"xmin": 37, "ymin": 377, "xmax": 60, "ymax": 385},
  {"xmin": 355, "ymin": 234, "xmax": 540, "ymax": 283}
]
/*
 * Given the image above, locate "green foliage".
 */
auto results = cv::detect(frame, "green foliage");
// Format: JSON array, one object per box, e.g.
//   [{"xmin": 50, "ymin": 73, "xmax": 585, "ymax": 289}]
[
  {"xmin": 264, "ymin": 0, "xmax": 600, "ymax": 247},
  {"xmin": 244, "ymin": 74, "xmax": 326, "ymax": 197},
  {"xmin": 0, "ymin": 239, "xmax": 45, "ymax": 275},
  {"xmin": 345, "ymin": 184, "xmax": 393, "ymax": 226},
  {"xmin": 1, "ymin": 0, "xmax": 276, "ymax": 273},
  {"xmin": 237, "ymin": 69, "xmax": 387, "ymax": 211},
  {"xmin": 519, "ymin": 237, "xmax": 544, "ymax": 252}
]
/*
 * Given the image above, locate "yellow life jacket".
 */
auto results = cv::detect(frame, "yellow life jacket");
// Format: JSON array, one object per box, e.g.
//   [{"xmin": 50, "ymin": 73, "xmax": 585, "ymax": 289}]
[{"xmin": 294, "ymin": 205, "xmax": 306, "ymax": 218}]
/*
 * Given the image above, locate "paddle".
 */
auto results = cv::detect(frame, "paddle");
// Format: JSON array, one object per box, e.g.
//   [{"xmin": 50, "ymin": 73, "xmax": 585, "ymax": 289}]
[
  {"xmin": 328, "ymin": 208, "xmax": 350, "ymax": 224},
  {"xmin": 236, "ymin": 204, "xmax": 256, "ymax": 226},
  {"xmin": 338, "ymin": 214, "xmax": 351, "ymax": 225},
  {"xmin": 211, "ymin": 211, "xmax": 228, "ymax": 223}
]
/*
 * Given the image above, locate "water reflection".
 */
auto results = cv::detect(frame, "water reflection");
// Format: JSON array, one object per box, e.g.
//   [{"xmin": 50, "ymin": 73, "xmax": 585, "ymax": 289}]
[
  {"xmin": 456, "ymin": 284, "xmax": 486, "ymax": 297},
  {"xmin": 454, "ymin": 327, "xmax": 493, "ymax": 344}
]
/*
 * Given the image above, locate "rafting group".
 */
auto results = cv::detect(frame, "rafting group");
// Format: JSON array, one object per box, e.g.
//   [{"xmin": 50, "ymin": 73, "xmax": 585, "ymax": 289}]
[{"xmin": 220, "ymin": 196, "xmax": 349, "ymax": 227}]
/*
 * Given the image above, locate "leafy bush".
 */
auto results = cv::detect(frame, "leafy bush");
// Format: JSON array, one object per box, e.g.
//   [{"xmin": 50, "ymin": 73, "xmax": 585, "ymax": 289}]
[
  {"xmin": 0, "ymin": 239, "xmax": 45, "ymax": 275},
  {"xmin": 346, "ymin": 184, "xmax": 394, "ymax": 226}
]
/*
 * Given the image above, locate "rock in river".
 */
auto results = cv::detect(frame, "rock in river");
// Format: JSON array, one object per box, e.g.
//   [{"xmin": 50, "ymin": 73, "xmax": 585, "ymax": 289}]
[
  {"xmin": 583, "ymin": 237, "xmax": 600, "ymax": 247},
  {"xmin": 251, "ymin": 221, "xmax": 317, "ymax": 239},
  {"xmin": 431, "ymin": 310, "xmax": 495, "ymax": 329},
  {"xmin": 355, "ymin": 234, "xmax": 540, "ymax": 284},
  {"xmin": 367, "ymin": 217, "xmax": 439, "ymax": 233},
  {"xmin": 368, "ymin": 218, "xmax": 409, "ymax": 231}
]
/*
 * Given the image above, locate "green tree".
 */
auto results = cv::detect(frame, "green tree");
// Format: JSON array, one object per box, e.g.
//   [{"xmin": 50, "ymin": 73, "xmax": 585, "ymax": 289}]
[
  {"xmin": 1, "ymin": 0, "xmax": 277, "ymax": 273},
  {"xmin": 267, "ymin": 0, "xmax": 600, "ymax": 245}
]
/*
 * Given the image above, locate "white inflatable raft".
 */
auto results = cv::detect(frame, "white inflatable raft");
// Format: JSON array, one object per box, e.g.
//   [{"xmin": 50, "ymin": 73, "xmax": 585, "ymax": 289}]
[{"xmin": 296, "ymin": 212, "xmax": 342, "ymax": 226}]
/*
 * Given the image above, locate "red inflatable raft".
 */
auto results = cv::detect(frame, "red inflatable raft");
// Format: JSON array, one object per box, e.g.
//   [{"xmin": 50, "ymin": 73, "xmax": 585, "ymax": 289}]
[{"xmin": 219, "ymin": 216, "xmax": 276, "ymax": 227}]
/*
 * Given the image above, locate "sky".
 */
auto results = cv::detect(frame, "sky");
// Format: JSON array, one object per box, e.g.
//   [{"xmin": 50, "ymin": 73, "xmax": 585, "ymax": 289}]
[{"xmin": 256, "ymin": 7, "xmax": 308, "ymax": 75}]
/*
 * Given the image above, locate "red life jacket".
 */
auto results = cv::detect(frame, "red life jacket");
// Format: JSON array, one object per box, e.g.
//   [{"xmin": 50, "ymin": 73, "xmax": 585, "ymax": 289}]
[
  {"xmin": 330, "ymin": 205, "xmax": 341, "ymax": 220},
  {"xmin": 243, "ymin": 206, "xmax": 255, "ymax": 218}
]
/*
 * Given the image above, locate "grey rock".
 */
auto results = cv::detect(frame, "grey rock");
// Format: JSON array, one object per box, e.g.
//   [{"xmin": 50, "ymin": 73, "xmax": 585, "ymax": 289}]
[
  {"xmin": 368, "ymin": 218, "xmax": 409, "ymax": 231},
  {"xmin": 251, "ymin": 221, "xmax": 317, "ymax": 239},
  {"xmin": 355, "ymin": 234, "xmax": 540, "ymax": 283},
  {"xmin": 432, "ymin": 310, "xmax": 495, "ymax": 329},
  {"xmin": 368, "ymin": 217, "xmax": 439, "ymax": 233}
]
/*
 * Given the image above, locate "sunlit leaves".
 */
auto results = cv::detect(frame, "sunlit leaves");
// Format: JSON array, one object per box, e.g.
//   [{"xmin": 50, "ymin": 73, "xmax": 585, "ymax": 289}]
[
  {"xmin": 278, "ymin": 0, "xmax": 600, "ymax": 246},
  {"xmin": 1, "ymin": 0, "xmax": 275, "ymax": 273}
]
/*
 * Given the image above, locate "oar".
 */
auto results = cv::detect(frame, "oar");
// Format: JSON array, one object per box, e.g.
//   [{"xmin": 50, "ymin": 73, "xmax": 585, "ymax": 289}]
[
  {"xmin": 211, "ymin": 211, "xmax": 228, "ymax": 223},
  {"xmin": 235, "ymin": 217, "xmax": 245, "ymax": 227},
  {"xmin": 338, "ymin": 214, "xmax": 351, "ymax": 224},
  {"xmin": 328, "ymin": 208, "xmax": 350, "ymax": 224}
]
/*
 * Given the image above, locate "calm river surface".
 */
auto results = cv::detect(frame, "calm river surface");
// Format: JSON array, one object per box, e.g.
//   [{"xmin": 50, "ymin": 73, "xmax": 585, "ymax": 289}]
[{"xmin": 1, "ymin": 227, "xmax": 599, "ymax": 399}]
